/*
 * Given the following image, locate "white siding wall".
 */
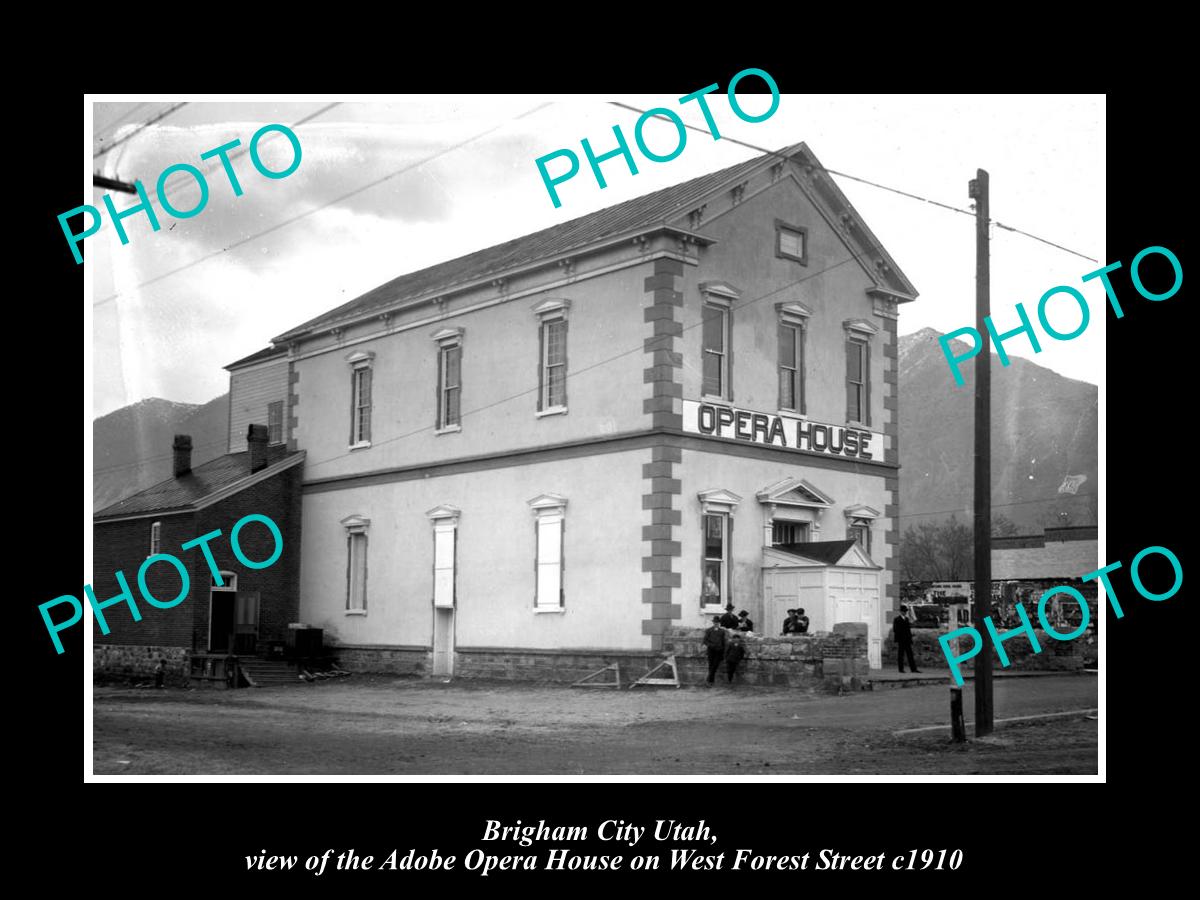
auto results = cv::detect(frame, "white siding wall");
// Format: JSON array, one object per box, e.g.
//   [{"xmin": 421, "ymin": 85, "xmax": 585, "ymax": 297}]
[{"xmin": 228, "ymin": 358, "xmax": 289, "ymax": 452}]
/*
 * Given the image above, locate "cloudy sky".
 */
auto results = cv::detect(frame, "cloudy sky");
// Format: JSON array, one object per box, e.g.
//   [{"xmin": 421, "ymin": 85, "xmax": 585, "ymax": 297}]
[{"xmin": 89, "ymin": 94, "xmax": 1105, "ymax": 418}]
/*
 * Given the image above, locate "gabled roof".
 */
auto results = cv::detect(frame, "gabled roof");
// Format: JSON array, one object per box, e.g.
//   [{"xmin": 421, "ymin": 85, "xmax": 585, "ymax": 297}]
[
  {"xmin": 94, "ymin": 446, "xmax": 303, "ymax": 521},
  {"xmin": 768, "ymin": 540, "xmax": 877, "ymax": 568},
  {"xmin": 224, "ymin": 344, "xmax": 288, "ymax": 371},
  {"xmin": 272, "ymin": 142, "xmax": 917, "ymax": 344}
]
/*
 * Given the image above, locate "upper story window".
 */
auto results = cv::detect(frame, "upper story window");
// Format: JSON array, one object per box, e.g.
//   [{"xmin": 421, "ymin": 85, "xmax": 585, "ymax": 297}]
[
  {"xmin": 843, "ymin": 319, "xmax": 878, "ymax": 427},
  {"xmin": 267, "ymin": 400, "xmax": 284, "ymax": 445},
  {"xmin": 149, "ymin": 521, "xmax": 161, "ymax": 557},
  {"xmin": 699, "ymin": 282, "xmax": 739, "ymax": 402},
  {"xmin": 346, "ymin": 351, "xmax": 375, "ymax": 449},
  {"xmin": 771, "ymin": 521, "xmax": 811, "ymax": 545},
  {"xmin": 775, "ymin": 220, "xmax": 808, "ymax": 265},
  {"xmin": 433, "ymin": 328, "xmax": 464, "ymax": 433},
  {"xmin": 777, "ymin": 302, "xmax": 811, "ymax": 414},
  {"xmin": 533, "ymin": 299, "xmax": 570, "ymax": 416}
]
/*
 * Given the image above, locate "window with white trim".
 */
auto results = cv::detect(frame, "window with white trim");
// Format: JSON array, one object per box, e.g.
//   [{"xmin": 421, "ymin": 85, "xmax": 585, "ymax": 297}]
[
  {"xmin": 779, "ymin": 321, "xmax": 804, "ymax": 413},
  {"xmin": 528, "ymin": 494, "xmax": 567, "ymax": 611},
  {"xmin": 267, "ymin": 400, "xmax": 284, "ymax": 445},
  {"xmin": 698, "ymin": 488, "xmax": 741, "ymax": 610},
  {"xmin": 540, "ymin": 318, "xmax": 568, "ymax": 412},
  {"xmin": 843, "ymin": 320, "xmax": 877, "ymax": 426},
  {"xmin": 702, "ymin": 513, "xmax": 728, "ymax": 607},
  {"xmin": 341, "ymin": 515, "xmax": 370, "ymax": 613},
  {"xmin": 425, "ymin": 505, "xmax": 461, "ymax": 608},
  {"xmin": 433, "ymin": 328, "xmax": 464, "ymax": 432},
  {"xmin": 776, "ymin": 221, "xmax": 808, "ymax": 264},
  {"xmin": 771, "ymin": 521, "xmax": 811, "ymax": 545},
  {"xmin": 702, "ymin": 300, "xmax": 730, "ymax": 399},
  {"xmin": 846, "ymin": 337, "xmax": 869, "ymax": 425},
  {"xmin": 346, "ymin": 351, "xmax": 374, "ymax": 448},
  {"xmin": 848, "ymin": 520, "xmax": 871, "ymax": 555},
  {"xmin": 149, "ymin": 521, "xmax": 161, "ymax": 557}
]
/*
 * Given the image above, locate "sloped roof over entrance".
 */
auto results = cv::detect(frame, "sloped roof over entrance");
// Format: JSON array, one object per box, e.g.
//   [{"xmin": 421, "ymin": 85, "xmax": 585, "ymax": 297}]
[{"xmin": 764, "ymin": 540, "xmax": 879, "ymax": 568}]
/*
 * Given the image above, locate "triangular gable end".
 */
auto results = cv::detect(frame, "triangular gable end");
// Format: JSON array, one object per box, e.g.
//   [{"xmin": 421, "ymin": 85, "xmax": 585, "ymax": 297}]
[
  {"xmin": 835, "ymin": 541, "xmax": 880, "ymax": 569},
  {"xmin": 756, "ymin": 477, "xmax": 834, "ymax": 509},
  {"xmin": 663, "ymin": 143, "xmax": 918, "ymax": 303}
]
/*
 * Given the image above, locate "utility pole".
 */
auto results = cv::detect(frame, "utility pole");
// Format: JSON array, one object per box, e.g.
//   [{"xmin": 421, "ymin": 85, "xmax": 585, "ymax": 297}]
[{"xmin": 969, "ymin": 169, "xmax": 994, "ymax": 737}]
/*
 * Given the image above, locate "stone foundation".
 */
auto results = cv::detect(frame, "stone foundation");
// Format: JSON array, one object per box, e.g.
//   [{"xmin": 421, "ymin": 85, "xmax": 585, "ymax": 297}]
[
  {"xmin": 661, "ymin": 623, "xmax": 869, "ymax": 692},
  {"xmin": 455, "ymin": 647, "xmax": 661, "ymax": 683},
  {"xmin": 329, "ymin": 645, "xmax": 431, "ymax": 676},
  {"xmin": 882, "ymin": 628, "xmax": 1088, "ymax": 673},
  {"xmin": 93, "ymin": 645, "xmax": 189, "ymax": 685}
]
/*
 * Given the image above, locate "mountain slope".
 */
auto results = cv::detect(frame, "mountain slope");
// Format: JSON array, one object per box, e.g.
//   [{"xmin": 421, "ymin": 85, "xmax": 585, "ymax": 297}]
[
  {"xmin": 898, "ymin": 327, "xmax": 1097, "ymax": 531},
  {"xmin": 93, "ymin": 395, "xmax": 229, "ymax": 511}
]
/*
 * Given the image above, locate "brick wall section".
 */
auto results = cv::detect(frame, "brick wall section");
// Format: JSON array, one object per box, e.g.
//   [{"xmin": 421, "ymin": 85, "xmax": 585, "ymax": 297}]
[
  {"xmin": 92, "ymin": 460, "xmax": 303, "ymax": 660},
  {"xmin": 662, "ymin": 623, "xmax": 869, "ymax": 692},
  {"xmin": 92, "ymin": 513, "xmax": 200, "ymax": 648},
  {"xmin": 882, "ymin": 627, "xmax": 1088, "ymax": 672},
  {"xmin": 641, "ymin": 257, "xmax": 685, "ymax": 651}
]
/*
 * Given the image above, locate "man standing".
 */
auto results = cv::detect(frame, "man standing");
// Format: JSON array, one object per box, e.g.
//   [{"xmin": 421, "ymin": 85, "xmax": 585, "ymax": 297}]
[
  {"xmin": 703, "ymin": 616, "xmax": 728, "ymax": 686},
  {"xmin": 719, "ymin": 603, "xmax": 739, "ymax": 629},
  {"xmin": 725, "ymin": 632, "xmax": 746, "ymax": 685},
  {"xmin": 796, "ymin": 608, "xmax": 810, "ymax": 634},
  {"xmin": 893, "ymin": 604, "xmax": 920, "ymax": 673}
]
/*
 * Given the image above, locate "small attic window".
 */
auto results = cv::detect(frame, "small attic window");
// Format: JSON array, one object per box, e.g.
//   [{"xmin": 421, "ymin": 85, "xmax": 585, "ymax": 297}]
[{"xmin": 776, "ymin": 221, "xmax": 808, "ymax": 265}]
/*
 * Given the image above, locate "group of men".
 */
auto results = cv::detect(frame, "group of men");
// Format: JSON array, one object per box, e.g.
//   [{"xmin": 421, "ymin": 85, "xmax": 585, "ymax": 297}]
[
  {"xmin": 702, "ymin": 616, "xmax": 747, "ymax": 685},
  {"xmin": 781, "ymin": 608, "xmax": 809, "ymax": 635}
]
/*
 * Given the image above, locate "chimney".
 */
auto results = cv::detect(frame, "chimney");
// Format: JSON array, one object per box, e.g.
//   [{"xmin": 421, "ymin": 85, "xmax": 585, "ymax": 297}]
[
  {"xmin": 247, "ymin": 424, "xmax": 270, "ymax": 473},
  {"xmin": 172, "ymin": 435, "xmax": 193, "ymax": 478}
]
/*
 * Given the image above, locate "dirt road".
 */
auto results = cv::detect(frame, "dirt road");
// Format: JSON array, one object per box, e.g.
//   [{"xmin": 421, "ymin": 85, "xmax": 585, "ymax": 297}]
[{"xmin": 93, "ymin": 674, "xmax": 1098, "ymax": 775}]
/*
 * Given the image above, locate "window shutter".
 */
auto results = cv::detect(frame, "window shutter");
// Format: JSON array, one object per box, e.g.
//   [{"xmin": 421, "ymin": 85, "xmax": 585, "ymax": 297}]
[
  {"xmin": 727, "ymin": 307, "xmax": 734, "ymax": 402},
  {"xmin": 864, "ymin": 344, "xmax": 871, "ymax": 427},
  {"xmin": 799, "ymin": 326, "xmax": 807, "ymax": 415},
  {"xmin": 536, "ymin": 516, "xmax": 563, "ymax": 609},
  {"xmin": 846, "ymin": 340, "xmax": 858, "ymax": 421},
  {"xmin": 435, "ymin": 347, "xmax": 444, "ymax": 430},
  {"xmin": 536, "ymin": 321, "xmax": 544, "ymax": 412},
  {"xmin": 349, "ymin": 372, "xmax": 356, "ymax": 445},
  {"xmin": 362, "ymin": 369, "xmax": 372, "ymax": 441},
  {"xmin": 433, "ymin": 524, "xmax": 455, "ymax": 607},
  {"xmin": 561, "ymin": 319, "xmax": 569, "ymax": 409}
]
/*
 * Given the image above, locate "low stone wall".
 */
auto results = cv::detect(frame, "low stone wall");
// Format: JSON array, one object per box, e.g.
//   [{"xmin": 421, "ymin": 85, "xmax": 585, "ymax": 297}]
[
  {"xmin": 93, "ymin": 645, "xmax": 189, "ymax": 685},
  {"xmin": 455, "ymin": 648, "xmax": 661, "ymax": 683},
  {"xmin": 882, "ymin": 627, "xmax": 1088, "ymax": 673},
  {"xmin": 661, "ymin": 623, "xmax": 869, "ymax": 692},
  {"xmin": 331, "ymin": 645, "xmax": 431, "ymax": 676}
]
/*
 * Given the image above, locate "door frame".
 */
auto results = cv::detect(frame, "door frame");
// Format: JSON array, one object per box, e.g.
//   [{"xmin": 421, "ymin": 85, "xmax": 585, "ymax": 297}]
[{"xmin": 208, "ymin": 571, "xmax": 238, "ymax": 652}]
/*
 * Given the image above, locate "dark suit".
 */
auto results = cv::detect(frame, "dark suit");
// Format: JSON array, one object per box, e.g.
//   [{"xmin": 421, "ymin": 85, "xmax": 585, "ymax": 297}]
[
  {"xmin": 724, "ymin": 640, "xmax": 746, "ymax": 683},
  {"xmin": 893, "ymin": 614, "xmax": 918, "ymax": 673},
  {"xmin": 703, "ymin": 626, "xmax": 727, "ymax": 684}
]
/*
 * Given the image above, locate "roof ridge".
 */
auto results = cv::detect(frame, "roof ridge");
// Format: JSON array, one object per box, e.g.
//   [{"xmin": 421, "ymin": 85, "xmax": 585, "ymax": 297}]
[{"xmin": 273, "ymin": 145, "xmax": 800, "ymax": 342}]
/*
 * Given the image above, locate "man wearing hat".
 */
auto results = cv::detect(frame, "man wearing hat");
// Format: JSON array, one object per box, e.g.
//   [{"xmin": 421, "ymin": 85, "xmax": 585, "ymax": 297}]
[
  {"xmin": 736, "ymin": 609, "xmax": 754, "ymax": 632},
  {"xmin": 703, "ymin": 615, "xmax": 728, "ymax": 686},
  {"xmin": 719, "ymin": 603, "xmax": 739, "ymax": 629},
  {"xmin": 781, "ymin": 609, "xmax": 800, "ymax": 635}
]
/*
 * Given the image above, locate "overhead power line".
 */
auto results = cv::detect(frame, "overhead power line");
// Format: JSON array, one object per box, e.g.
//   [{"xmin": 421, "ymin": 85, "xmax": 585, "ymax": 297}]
[
  {"xmin": 93, "ymin": 101, "xmax": 554, "ymax": 309},
  {"xmin": 609, "ymin": 101, "xmax": 1099, "ymax": 264},
  {"xmin": 93, "ymin": 102, "xmax": 189, "ymax": 159}
]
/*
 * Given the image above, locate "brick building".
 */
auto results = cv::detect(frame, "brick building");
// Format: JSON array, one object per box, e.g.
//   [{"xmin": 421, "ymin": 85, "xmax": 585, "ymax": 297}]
[
  {"xmin": 92, "ymin": 426, "xmax": 304, "ymax": 681},
  {"xmin": 225, "ymin": 142, "xmax": 917, "ymax": 677}
]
